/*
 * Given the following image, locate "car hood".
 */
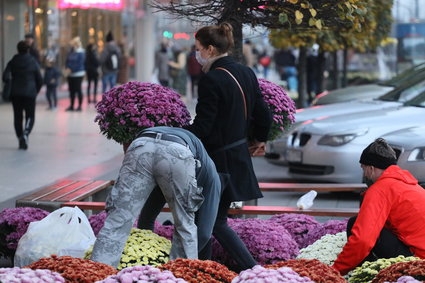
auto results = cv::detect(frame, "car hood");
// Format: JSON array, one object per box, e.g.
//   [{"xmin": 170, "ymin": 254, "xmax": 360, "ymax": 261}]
[
  {"xmin": 295, "ymin": 99, "xmax": 402, "ymax": 124},
  {"xmin": 297, "ymin": 106, "xmax": 425, "ymax": 135},
  {"xmin": 382, "ymin": 126, "xmax": 425, "ymax": 149},
  {"xmin": 313, "ymin": 84, "xmax": 393, "ymax": 105}
]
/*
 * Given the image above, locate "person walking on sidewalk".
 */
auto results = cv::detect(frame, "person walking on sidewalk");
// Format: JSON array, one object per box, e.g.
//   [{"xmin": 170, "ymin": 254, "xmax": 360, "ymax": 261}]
[
  {"xmin": 43, "ymin": 59, "xmax": 61, "ymax": 110},
  {"xmin": 64, "ymin": 37, "xmax": 85, "ymax": 111},
  {"xmin": 85, "ymin": 43, "xmax": 100, "ymax": 103},
  {"xmin": 90, "ymin": 126, "xmax": 221, "ymax": 268},
  {"xmin": 100, "ymin": 31, "xmax": 121, "ymax": 94},
  {"xmin": 332, "ymin": 138, "xmax": 425, "ymax": 275},
  {"xmin": 2, "ymin": 41, "xmax": 42, "ymax": 150},
  {"xmin": 185, "ymin": 23, "xmax": 272, "ymax": 272}
]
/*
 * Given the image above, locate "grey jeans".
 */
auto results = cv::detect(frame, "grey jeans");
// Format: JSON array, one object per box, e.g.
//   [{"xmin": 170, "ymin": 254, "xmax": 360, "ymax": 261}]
[{"xmin": 91, "ymin": 137, "xmax": 203, "ymax": 267}]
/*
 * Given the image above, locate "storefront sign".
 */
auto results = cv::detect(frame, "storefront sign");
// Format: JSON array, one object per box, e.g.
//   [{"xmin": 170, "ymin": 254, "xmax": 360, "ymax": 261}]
[{"xmin": 58, "ymin": 0, "xmax": 123, "ymax": 10}]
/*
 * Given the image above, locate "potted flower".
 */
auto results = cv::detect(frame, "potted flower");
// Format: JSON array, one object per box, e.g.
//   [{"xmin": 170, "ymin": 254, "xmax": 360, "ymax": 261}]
[
  {"xmin": 95, "ymin": 82, "xmax": 192, "ymax": 150},
  {"xmin": 258, "ymin": 78, "xmax": 296, "ymax": 141}
]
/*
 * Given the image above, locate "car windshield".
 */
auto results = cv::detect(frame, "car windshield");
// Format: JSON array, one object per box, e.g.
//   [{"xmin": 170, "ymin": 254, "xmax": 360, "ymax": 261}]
[
  {"xmin": 378, "ymin": 75, "xmax": 425, "ymax": 102},
  {"xmin": 404, "ymin": 91, "xmax": 425, "ymax": 107},
  {"xmin": 381, "ymin": 62, "xmax": 425, "ymax": 87}
]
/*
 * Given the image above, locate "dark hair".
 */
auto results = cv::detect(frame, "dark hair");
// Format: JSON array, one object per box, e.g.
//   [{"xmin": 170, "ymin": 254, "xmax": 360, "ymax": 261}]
[
  {"xmin": 25, "ymin": 33, "xmax": 34, "ymax": 39},
  {"xmin": 195, "ymin": 22, "xmax": 234, "ymax": 54},
  {"xmin": 106, "ymin": 31, "xmax": 114, "ymax": 42},
  {"xmin": 359, "ymin": 138, "xmax": 397, "ymax": 169},
  {"xmin": 17, "ymin": 41, "xmax": 30, "ymax": 54}
]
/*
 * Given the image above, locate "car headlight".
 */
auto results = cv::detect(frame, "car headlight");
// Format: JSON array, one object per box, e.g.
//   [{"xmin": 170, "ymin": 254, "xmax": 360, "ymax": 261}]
[
  {"xmin": 408, "ymin": 148, "xmax": 425, "ymax": 161},
  {"xmin": 318, "ymin": 130, "xmax": 368, "ymax": 146}
]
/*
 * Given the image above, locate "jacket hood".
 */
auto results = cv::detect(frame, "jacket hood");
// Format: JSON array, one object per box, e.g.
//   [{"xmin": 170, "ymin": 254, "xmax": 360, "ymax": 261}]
[{"xmin": 379, "ymin": 165, "xmax": 418, "ymax": 185}]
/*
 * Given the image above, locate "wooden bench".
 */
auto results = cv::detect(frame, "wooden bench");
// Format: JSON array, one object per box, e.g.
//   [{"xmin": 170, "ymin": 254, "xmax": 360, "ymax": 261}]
[
  {"xmin": 259, "ymin": 182, "xmax": 366, "ymax": 193},
  {"xmin": 16, "ymin": 180, "xmax": 114, "ymax": 212},
  {"xmin": 61, "ymin": 201, "xmax": 359, "ymax": 217}
]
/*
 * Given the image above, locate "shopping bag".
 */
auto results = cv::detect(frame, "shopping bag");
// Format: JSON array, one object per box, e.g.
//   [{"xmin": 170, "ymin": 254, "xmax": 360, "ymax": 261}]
[{"xmin": 14, "ymin": 206, "xmax": 96, "ymax": 267}]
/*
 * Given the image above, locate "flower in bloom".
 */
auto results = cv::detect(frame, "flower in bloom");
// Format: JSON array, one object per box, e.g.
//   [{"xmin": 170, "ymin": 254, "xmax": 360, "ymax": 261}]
[
  {"xmin": 95, "ymin": 81, "xmax": 192, "ymax": 144},
  {"xmin": 304, "ymin": 219, "xmax": 348, "ymax": 247},
  {"xmin": 391, "ymin": 276, "xmax": 422, "ymax": 283},
  {"xmin": 212, "ymin": 218, "xmax": 299, "ymax": 267},
  {"xmin": 160, "ymin": 258, "xmax": 237, "ymax": 283},
  {"xmin": 348, "ymin": 256, "xmax": 421, "ymax": 283},
  {"xmin": 0, "ymin": 267, "xmax": 65, "ymax": 282},
  {"xmin": 85, "ymin": 228, "xmax": 171, "ymax": 270},
  {"xmin": 297, "ymin": 232, "xmax": 347, "ymax": 265},
  {"xmin": 0, "ymin": 207, "xmax": 49, "ymax": 258},
  {"xmin": 372, "ymin": 260, "xmax": 425, "ymax": 283},
  {"xmin": 269, "ymin": 214, "xmax": 320, "ymax": 249},
  {"xmin": 257, "ymin": 78, "xmax": 296, "ymax": 141},
  {"xmin": 25, "ymin": 255, "xmax": 117, "ymax": 282},
  {"xmin": 265, "ymin": 258, "xmax": 346, "ymax": 283},
  {"xmin": 98, "ymin": 265, "xmax": 187, "ymax": 283},
  {"xmin": 232, "ymin": 265, "xmax": 314, "ymax": 283}
]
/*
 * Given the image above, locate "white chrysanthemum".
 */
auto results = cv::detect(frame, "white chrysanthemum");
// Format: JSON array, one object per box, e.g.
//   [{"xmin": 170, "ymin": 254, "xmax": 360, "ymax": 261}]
[{"xmin": 297, "ymin": 232, "xmax": 347, "ymax": 265}]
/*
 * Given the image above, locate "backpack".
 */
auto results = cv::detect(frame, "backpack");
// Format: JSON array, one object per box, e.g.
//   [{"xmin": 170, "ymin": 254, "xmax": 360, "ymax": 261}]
[{"xmin": 105, "ymin": 50, "xmax": 119, "ymax": 71}]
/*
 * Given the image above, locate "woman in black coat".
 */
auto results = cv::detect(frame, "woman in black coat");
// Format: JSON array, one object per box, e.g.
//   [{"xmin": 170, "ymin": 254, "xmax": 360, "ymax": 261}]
[
  {"xmin": 2, "ymin": 41, "xmax": 42, "ymax": 150},
  {"xmin": 186, "ymin": 23, "xmax": 272, "ymax": 271},
  {"xmin": 85, "ymin": 43, "xmax": 100, "ymax": 103}
]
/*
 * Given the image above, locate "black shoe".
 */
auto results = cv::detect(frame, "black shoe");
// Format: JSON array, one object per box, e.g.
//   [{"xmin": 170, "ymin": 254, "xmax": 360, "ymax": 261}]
[
  {"xmin": 76, "ymin": 106, "xmax": 82, "ymax": 111},
  {"xmin": 162, "ymin": 220, "xmax": 174, "ymax": 226},
  {"xmin": 19, "ymin": 135, "xmax": 28, "ymax": 150},
  {"xmin": 66, "ymin": 107, "xmax": 74, "ymax": 112}
]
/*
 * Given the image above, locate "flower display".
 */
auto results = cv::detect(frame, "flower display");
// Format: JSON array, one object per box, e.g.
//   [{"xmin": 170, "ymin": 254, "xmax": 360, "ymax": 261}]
[
  {"xmin": 0, "ymin": 207, "xmax": 49, "ymax": 258},
  {"xmin": 391, "ymin": 276, "xmax": 422, "ymax": 283},
  {"xmin": 297, "ymin": 232, "xmax": 347, "ymax": 265},
  {"xmin": 269, "ymin": 214, "xmax": 320, "ymax": 248},
  {"xmin": 95, "ymin": 81, "xmax": 192, "ymax": 144},
  {"xmin": 98, "ymin": 265, "xmax": 187, "ymax": 283},
  {"xmin": 0, "ymin": 267, "xmax": 65, "ymax": 282},
  {"xmin": 304, "ymin": 219, "xmax": 348, "ymax": 247},
  {"xmin": 25, "ymin": 255, "xmax": 117, "ymax": 282},
  {"xmin": 265, "ymin": 258, "xmax": 346, "ymax": 283},
  {"xmin": 257, "ymin": 78, "xmax": 296, "ymax": 140},
  {"xmin": 232, "ymin": 265, "xmax": 314, "ymax": 283},
  {"xmin": 85, "ymin": 228, "xmax": 171, "ymax": 270},
  {"xmin": 159, "ymin": 258, "xmax": 237, "ymax": 283},
  {"xmin": 371, "ymin": 259, "xmax": 425, "ymax": 283},
  {"xmin": 348, "ymin": 256, "xmax": 420, "ymax": 283},
  {"xmin": 212, "ymin": 218, "xmax": 299, "ymax": 267},
  {"xmin": 154, "ymin": 221, "xmax": 174, "ymax": 241}
]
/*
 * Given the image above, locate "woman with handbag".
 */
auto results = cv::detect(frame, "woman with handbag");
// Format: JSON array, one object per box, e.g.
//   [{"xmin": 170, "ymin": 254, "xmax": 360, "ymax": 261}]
[
  {"xmin": 2, "ymin": 41, "xmax": 42, "ymax": 150},
  {"xmin": 186, "ymin": 23, "xmax": 272, "ymax": 271}
]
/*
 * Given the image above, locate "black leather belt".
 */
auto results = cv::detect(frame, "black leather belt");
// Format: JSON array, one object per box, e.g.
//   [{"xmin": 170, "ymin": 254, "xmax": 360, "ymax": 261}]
[{"xmin": 138, "ymin": 132, "xmax": 187, "ymax": 147}]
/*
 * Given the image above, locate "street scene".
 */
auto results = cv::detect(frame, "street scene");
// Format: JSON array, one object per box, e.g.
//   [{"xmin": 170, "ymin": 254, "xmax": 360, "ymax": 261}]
[{"xmin": 1, "ymin": 0, "xmax": 425, "ymax": 282}]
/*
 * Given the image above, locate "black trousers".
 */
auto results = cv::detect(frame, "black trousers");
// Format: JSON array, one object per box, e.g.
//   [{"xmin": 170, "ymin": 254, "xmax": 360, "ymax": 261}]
[
  {"xmin": 67, "ymin": 76, "xmax": 83, "ymax": 109},
  {"xmin": 86, "ymin": 71, "xmax": 98, "ymax": 102},
  {"xmin": 347, "ymin": 216, "xmax": 413, "ymax": 263},
  {"xmin": 11, "ymin": 96, "xmax": 36, "ymax": 138}
]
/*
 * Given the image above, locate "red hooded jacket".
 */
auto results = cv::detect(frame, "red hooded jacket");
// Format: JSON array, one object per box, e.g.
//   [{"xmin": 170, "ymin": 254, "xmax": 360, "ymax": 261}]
[{"xmin": 332, "ymin": 165, "xmax": 425, "ymax": 275}]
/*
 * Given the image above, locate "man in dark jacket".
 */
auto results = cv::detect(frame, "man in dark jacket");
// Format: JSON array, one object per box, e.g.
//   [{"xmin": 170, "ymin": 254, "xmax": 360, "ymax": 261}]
[
  {"xmin": 24, "ymin": 33, "xmax": 41, "ymax": 65},
  {"xmin": 100, "ymin": 31, "xmax": 121, "ymax": 93},
  {"xmin": 3, "ymin": 41, "xmax": 42, "ymax": 150}
]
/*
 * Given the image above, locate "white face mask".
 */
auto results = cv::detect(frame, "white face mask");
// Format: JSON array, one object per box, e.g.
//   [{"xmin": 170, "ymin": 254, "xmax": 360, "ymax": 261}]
[{"xmin": 195, "ymin": 51, "xmax": 208, "ymax": 66}]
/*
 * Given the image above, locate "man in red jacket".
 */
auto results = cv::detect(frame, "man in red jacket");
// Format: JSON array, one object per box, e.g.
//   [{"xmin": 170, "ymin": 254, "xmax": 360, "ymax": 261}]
[{"xmin": 332, "ymin": 138, "xmax": 425, "ymax": 275}]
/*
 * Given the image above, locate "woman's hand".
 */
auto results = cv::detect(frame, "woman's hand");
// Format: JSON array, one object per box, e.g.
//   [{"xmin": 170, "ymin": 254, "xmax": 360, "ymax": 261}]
[{"xmin": 248, "ymin": 140, "xmax": 266, "ymax": 157}]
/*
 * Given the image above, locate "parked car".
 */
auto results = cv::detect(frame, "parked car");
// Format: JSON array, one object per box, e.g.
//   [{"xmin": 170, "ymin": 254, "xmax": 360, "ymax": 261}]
[
  {"xmin": 311, "ymin": 62, "xmax": 425, "ymax": 105},
  {"xmin": 383, "ymin": 126, "xmax": 425, "ymax": 186},
  {"xmin": 266, "ymin": 91, "xmax": 425, "ymax": 183},
  {"xmin": 266, "ymin": 75, "xmax": 425, "ymax": 165}
]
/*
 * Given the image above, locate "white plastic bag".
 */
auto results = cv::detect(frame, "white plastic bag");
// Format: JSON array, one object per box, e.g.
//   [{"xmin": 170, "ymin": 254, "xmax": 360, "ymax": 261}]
[
  {"xmin": 296, "ymin": 190, "xmax": 318, "ymax": 210},
  {"xmin": 14, "ymin": 206, "xmax": 95, "ymax": 267}
]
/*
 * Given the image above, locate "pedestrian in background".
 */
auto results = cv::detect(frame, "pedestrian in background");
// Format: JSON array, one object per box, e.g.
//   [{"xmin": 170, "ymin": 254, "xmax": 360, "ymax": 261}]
[
  {"xmin": 43, "ymin": 59, "xmax": 60, "ymax": 110},
  {"xmin": 186, "ymin": 22, "xmax": 272, "ymax": 272},
  {"xmin": 117, "ymin": 43, "xmax": 129, "ymax": 85},
  {"xmin": 169, "ymin": 44, "xmax": 187, "ymax": 96},
  {"xmin": 24, "ymin": 33, "xmax": 41, "ymax": 65},
  {"xmin": 187, "ymin": 45, "xmax": 203, "ymax": 99},
  {"xmin": 85, "ymin": 43, "xmax": 100, "ymax": 103},
  {"xmin": 100, "ymin": 31, "xmax": 121, "ymax": 93},
  {"xmin": 2, "ymin": 41, "xmax": 42, "ymax": 150},
  {"xmin": 274, "ymin": 48, "xmax": 298, "ymax": 92},
  {"xmin": 64, "ymin": 37, "xmax": 85, "ymax": 111},
  {"xmin": 155, "ymin": 43, "xmax": 170, "ymax": 87}
]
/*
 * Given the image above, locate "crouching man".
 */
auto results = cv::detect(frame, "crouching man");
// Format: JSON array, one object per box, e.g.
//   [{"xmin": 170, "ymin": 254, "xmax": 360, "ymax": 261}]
[
  {"xmin": 91, "ymin": 126, "xmax": 221, "ymax": 268},
  {"xmin": 332, "ymin": 138, "xmax": 425, "ymax": 275}
]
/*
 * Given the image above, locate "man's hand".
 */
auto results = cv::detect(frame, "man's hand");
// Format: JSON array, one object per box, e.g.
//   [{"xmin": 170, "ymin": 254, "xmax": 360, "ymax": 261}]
[{"xmin": 248, "ymin": 140, "xmax": 266, "ymax": 157}]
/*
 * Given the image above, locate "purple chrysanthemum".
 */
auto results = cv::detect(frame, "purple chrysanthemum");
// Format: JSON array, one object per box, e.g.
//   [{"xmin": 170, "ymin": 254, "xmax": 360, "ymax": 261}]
[
  {"xmin": 304, "ymin": 219, "xmax": 348, "ymax": 247},
  {"xmin": 98, "ymin": 265, "xmax": 186, "ymax": 282},
  {"xmin": 95, "ymin": 82, "xmax": 192, "ymax": 144}
]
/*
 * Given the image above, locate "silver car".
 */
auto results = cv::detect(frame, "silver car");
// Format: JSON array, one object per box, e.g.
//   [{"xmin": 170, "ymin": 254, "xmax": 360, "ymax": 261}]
[
  {"xmin": 266, "ymin": 77, "xmax": 425, "ymax": 165},
  {"xmin": 269, "ymin": 92, "xmax": 425, "ymax": 183},
  {"xmin": 383, "ymin": 126, "xmax": 425, "ymax": 186}
]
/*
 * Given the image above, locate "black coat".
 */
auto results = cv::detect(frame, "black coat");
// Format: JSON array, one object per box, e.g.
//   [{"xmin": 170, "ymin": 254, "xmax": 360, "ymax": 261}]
[
  {"xmin": 3, "ymin": 53, "xmax": 42, "ymax": 98},
  {"xmin": 185, "ymin": 56, "xmax": 272, "ymax": 202}
]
